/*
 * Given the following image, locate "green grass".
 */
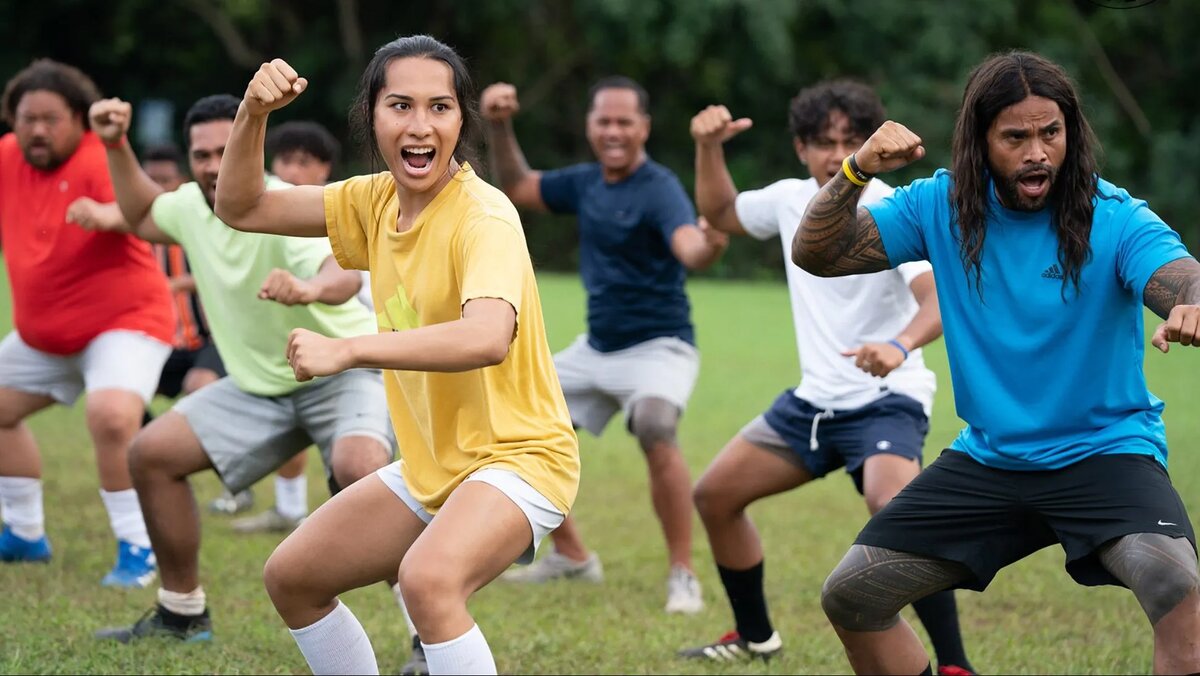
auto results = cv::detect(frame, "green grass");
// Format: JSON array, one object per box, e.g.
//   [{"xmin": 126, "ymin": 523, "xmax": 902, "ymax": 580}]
[{"xmin": 1, "ymin": 268, "xmax": 1197, "ymax": 674}]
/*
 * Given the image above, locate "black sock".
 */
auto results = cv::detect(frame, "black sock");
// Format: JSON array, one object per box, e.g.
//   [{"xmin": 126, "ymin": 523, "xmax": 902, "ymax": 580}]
[
  {"xmin": 716, "ymin": 560, "xmax": 774, "ymax": 643},
  {"xmin": 919, "ymin": 663, "xmax": 933, "ymax": 676},
  {"xmin": 912, "ymin": 590, "xmax": 972, "ymax": 671}
]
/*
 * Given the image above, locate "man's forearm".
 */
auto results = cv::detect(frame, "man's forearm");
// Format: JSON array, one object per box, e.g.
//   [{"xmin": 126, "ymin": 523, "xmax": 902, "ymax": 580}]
[
  {"xmin": 1144, "ymin": 257, "xmax": 1200, "ymax": 319},
  {"xmin": 486, "ymin": 119, "xmax": 533, "ymax": 191},
  {"xmin": 694, "ymin": 143, "xmax": 740, "ymax": 233},
  {"xmin": 105, "ymin": 140, "xmax": 163, "ymax": 226},
  {"xmin": 308, "ymin": 266, "xmax": 362, "ymax": 305},
  {"xmin": 214, "ymin": 105, "xmax": 269, "ymax": 225}
]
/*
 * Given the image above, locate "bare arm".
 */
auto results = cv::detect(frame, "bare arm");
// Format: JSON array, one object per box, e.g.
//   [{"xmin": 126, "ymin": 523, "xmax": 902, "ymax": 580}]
[
  {"xmin": 670, "ymin": 220, "xmax": 729, "ymax": 271},
  {"xmin": 842, "ymin": 270, "xmax": 942, "ymax": 377},
  {"xmin": 258, "ymin": 255, "xmax": 362, "ymax": 306},
  {"xmin": 1144, "ymin": 256, "xmax": 1200, "ymax": 353},
  {"xmin": 792, "ymin": 172, "xmax": 890, "ymax": 277},
  {"xmin": 286, "ymin": 297, "xmax": 517, "ymax": 381},
  {"xmin": 214, "ymin": 59, "xmax": 327, "ymax": 236},
  {"xmin": 480, "ymin": 83, "xmax": 545, "ymax": 211},
  {"xmin": 691, "ymin": 105, "xmax": 750, "ymax": 236}
]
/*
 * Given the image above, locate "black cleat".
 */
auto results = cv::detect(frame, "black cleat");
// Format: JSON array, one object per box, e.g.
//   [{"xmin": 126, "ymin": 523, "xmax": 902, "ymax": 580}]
[{"xmin": 95, "ymin": 605, "xmax": 213, "ymax": 644}]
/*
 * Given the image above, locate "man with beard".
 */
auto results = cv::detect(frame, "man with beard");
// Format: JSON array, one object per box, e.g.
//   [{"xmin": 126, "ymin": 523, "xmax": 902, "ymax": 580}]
[
  {"xmin": 0, "ymin": 59, "xmax": 173, "ymax": 588},
  {"xmin": 481, "ymin": 77, "xmax": 728, "ymax": 614},
  {"xmin": 795, "ymin": 50, "xmax": 1200, "ymax": 675}
]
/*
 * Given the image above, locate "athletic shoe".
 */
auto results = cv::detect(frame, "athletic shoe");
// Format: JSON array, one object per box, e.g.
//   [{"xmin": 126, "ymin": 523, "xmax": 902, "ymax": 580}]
[
  {"xmin": 499, "ymin": 550, "xmax": 604, "ymax": 583},
  {"xmin": 399, "ymin": 635, "xmax": 429, "ymax": 675},
  {"xmin": 94, "ymin": 604, "xmax": 213, "ymax": 643},
  {"xmin": 938, "ymin": 665, "xmax": 976, "ymax": 676},
  {"xmin": 101, "ymin": 540, "xmax": 157, "ymax": 588},
  {"xmin": 665, "ymin": 564, "xmax": 703, "ymax": 614},
  {"xmin": 208, "ymin": 489, "xmax": 254, "ymax": 515},
  {"xmin": 0, "ymin": 525, "xmax": 51, "ymax": 563},
  {"xmin": 678, "ymin": 630, "xmax": 782, "ymax": 661},
  {"xmin": 230, "ymin": 507, "xmax": 305, "ymax": 534}
]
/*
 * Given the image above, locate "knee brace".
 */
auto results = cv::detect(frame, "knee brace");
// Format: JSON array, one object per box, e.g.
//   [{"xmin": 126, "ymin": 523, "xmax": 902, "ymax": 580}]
[{"xmin": 629, "ymin": 398, "xmax": 680, "ymax": 451}]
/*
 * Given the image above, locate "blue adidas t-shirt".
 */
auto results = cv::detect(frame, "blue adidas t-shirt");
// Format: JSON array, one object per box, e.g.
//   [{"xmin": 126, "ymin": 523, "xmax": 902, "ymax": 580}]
[
  {"xmin": 540, "ymin": 159, "xmax": 696, "ymax": 352},
  {"xmin": 867, "ymin": 169, "xmax": 1191, "ymax": 471}
]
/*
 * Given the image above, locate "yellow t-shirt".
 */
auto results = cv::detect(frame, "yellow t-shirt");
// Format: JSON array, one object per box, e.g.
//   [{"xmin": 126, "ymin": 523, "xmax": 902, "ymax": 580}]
[{"xmin": 323, "ymin": 164, "xmax": 580, "ymax": 515}]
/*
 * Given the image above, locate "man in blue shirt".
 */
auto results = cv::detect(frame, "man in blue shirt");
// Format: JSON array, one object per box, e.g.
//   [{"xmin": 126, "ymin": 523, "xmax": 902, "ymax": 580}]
[
  {"xmin": 794, "ymin": 50, "xmax": 1200, "ymax": 675},
  {"xmin": 481, "ymin": 76, "xmax": 728, "ymax": 614}
]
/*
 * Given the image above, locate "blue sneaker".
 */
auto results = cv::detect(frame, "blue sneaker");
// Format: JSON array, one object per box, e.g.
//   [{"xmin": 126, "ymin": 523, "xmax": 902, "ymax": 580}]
[
  {"xmin": 0, "ymin": 524, "xmax": 51, "ymax": 563},
  {"xmin": 101, "ymin": 540, "xmax": 157, "ymax": 588}
]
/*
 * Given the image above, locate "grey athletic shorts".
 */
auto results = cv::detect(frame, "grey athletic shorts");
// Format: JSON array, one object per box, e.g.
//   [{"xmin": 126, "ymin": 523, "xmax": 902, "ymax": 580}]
[{"xmin": 174, "ymin": 368, "xmax": 396, "ymax": 494}]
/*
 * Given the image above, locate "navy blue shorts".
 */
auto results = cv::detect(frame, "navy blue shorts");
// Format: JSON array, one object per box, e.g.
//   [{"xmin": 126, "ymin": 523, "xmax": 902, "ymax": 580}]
[{"xmin": 756, "ymin": 390, "xmax": 929, "ymax": 493}]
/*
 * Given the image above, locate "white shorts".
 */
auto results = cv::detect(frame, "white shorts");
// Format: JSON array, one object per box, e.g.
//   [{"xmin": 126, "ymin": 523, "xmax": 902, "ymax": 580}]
[
  {"xmin": 553, "ymin": 334, "xmax": 700, "ymax": 436},
  {"xmin": 376, "ymin": 464, "xmax": 564, "ymax": 565},
  {"xmin": 0, "ymin": 330, "xmax": 171, "ymax": 405}
]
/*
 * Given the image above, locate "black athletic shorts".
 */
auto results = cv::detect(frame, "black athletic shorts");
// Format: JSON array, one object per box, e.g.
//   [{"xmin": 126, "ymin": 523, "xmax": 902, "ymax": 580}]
[
  {"xmin": 855, "ymin": 449, "xmax": 1197, "ymax": 591},
  {"xmin": 155, "ymin": 342, "xmax": 226, "ymax": 399}
]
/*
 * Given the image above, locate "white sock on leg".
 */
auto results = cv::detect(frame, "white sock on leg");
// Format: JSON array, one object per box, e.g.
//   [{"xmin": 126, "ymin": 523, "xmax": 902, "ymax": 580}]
[
  {"xmin": 421, "ymin": 624, "xmax": 497, "ymax": 675},
  {"xmin": 289, "ymin": 600, "xmax": 379, "ymax": 675},
  {"xmin": 158, "ymin": 586, "xmax": 206, "ymax": 616},
  {"xmin": 0, "ymin": 476, "xmax": 45, "ymax": 540},
  {"xmin": 391, "ymin": 583, "xmax": 419, "ymax": 639},
  {"xmin": 99, "ymin": 488, "xmax": 151, "ymax": 548},
  {"xmin": 274, "ymin": 474, "xmax": 308, "ymax": 521}
]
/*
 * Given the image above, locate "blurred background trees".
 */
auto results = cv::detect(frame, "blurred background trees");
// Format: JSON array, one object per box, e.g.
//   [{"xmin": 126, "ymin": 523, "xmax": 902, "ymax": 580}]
[{"xmin": 3, "ymin": 0, "xmax": 1192, "ymax": 276}]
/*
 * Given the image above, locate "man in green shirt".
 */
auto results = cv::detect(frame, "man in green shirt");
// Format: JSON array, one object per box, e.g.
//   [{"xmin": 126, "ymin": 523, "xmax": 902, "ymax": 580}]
[{"xmin": 82, "ymin": 94, "xmax": 397, "ymax": 646}]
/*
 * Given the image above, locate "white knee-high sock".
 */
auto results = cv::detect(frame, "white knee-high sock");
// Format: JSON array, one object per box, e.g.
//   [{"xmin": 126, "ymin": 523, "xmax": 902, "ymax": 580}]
[
  {"xmin": 391, "ymin": 583, "xmax": 419, "ymax": 639},
  {"xmin": 99, "ymin": 488, "xmax": 151, "ymax": 548},
  {"xmin": 289, "ymin": 600, "xmax": 379, "ymax": 675},
  {"xmin": 421, "ymin": 624, "xmax": 496, "ymax": 675},
  {"xmin": 0, "ymin": 476, "xmax": 44, "ymax": 540},
  {"xmin": 274, "ymin": 474, "xmax": 308, "ymax": 520}
]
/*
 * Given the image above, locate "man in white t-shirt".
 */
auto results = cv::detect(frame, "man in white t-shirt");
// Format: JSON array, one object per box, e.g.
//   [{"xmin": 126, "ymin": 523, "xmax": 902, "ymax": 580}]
[{"xmin": 677, "ymin": 81, "xmax": 975, "ymax": 676}]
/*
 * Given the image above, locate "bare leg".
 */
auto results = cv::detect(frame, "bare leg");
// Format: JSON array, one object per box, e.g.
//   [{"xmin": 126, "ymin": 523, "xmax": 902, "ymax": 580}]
[
  {"xmin": 85, "ymin": 389, "xmax": 146, "ymax": 492},
  {"xmin": 821, "ymin": 544, "xmax": 971, "ymax": 675},
  {"xmin": 127, "ymin": 411, "xmax": 214, "ymax": 592},
  {"xmin": 277, "ymin": 451, "xmax": 307, "ymax": 480},
  {"xmin": 1099, "ymin": 533, "xmax": 1200, "ymax": 674},
  {"xmin": 328, "ymin": 435, "xmax": 391, "ymax": 491},
  {"xmin": 546, "ymin": 514, "xmax": 590, "ymax": 561},
  {"xmin": 631, "ymin": 397, "xmax": 693, "ymax": 570},
  {"xmin": 0, "ymin": 388, "xmax": 54, "ymax": 480}
]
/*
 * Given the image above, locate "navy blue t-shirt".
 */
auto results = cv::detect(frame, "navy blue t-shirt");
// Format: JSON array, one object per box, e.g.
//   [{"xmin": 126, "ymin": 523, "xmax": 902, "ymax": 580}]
[{"xmin": 539, "ymin": 159, "xmax": 696, "ymax": 352}]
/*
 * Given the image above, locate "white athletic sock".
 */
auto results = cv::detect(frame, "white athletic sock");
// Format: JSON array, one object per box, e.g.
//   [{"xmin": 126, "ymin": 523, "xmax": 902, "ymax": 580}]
[
  {"xmin": 158, "ymin": 586, "xmax": 206, "ymax": 616},
  {"xmin": 391, "ymin": 582, "xmax": 419, "ymax": 639},
  {"xmin": 0, "ymin": 476, "xmax": 44, "ymax": 540},
  {"xmin": 289, "ymin": 600, "xmax": 379, "ymax": 675},
  {"xmin": 99, "ymin": 488, "xmax": 151, "ymax": 549},
  {"xmin": 421, "ymin": 624, "xmax": 497, "ymax": 675},
  {"xmin": 274, "ymin": 474, "xmax": 308, "ymax": 521}
]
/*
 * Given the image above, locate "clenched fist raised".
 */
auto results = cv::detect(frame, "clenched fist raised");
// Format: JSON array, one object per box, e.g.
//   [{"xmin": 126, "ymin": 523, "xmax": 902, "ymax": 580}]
[
  {"xmin": 480, "ymin": 83, "xmax": 520, "ymax": 123},
  {"xmin": 243, "ymin": 58, "xmax": 308, "ymax": 116},
  {"xmin": 89, "ymin": 98, "xmax": 133, "ymax": 145}
]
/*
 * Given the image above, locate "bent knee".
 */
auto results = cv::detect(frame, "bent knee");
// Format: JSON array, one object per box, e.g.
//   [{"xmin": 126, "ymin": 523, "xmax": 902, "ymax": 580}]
[
  {"xmin": 263, "ymin": 545, "xmax": 315, "ymax": 608},
  {"xmin": 1131, "ymin": 558, "xmax": 1200, "ymax": 625},
  {"xmin": 397, "ymin": 558, "xmax": 466, "ymax": 609},
  {"xmin": 630, "ymin": 400, "xmax": 680, "ymax": 452},
  {"xmin": 86, "ymin": 398, "xmax": 142, "ymax": 443},
  {"xmin": 692, "ymin": 476, "xmax": 739, "ymax": 521}
]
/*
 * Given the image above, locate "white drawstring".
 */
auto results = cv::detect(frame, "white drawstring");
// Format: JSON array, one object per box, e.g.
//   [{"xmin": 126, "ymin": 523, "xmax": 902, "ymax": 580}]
[{"xmin": 809, "ymin": 408, "xmax": 834, "ymax": 451}]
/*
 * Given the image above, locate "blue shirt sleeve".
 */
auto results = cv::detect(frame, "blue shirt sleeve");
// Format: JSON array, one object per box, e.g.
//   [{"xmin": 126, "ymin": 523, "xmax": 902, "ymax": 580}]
[
  {"xmin": 646, "ymin": 170, "xmax": 696, "ymax": 243},
  {"xmin": 863, "ymin": 172, "xmax": 944, "ymax": 267},
  {"xmin": 538, "ymin": 163, "xmax": 593, "ymax": 215},
  {"xmin": 1115, "ymin": 199, "xmax": 1192, "ymax": 297}
]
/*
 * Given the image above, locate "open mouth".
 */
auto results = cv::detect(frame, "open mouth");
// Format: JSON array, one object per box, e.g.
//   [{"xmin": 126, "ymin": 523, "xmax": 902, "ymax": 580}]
[
  {"xmin": 401, "ymin": 146, "xmax": 435, "ymax": 175},
  {"xmin": 1015, "ymin": 169, "xmax": 1050, "ymax": 199}
]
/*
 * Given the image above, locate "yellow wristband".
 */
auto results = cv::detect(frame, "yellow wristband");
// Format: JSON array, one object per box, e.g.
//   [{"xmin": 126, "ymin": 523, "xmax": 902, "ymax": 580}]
[{"xmin": 842, "ymin": 156, "xmax": 869, "ymax": 186}]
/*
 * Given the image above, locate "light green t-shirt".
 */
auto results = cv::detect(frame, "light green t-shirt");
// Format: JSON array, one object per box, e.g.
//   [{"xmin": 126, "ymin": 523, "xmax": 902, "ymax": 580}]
[{"xmin": 151, "ymin": 180, "xmax": 377, "ymax": 396}]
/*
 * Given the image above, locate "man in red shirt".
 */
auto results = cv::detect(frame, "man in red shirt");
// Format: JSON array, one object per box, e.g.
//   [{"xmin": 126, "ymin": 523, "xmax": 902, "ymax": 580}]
[{"xmin": 0, "ymin": 60, "xmax": 174, "ymax": 588}]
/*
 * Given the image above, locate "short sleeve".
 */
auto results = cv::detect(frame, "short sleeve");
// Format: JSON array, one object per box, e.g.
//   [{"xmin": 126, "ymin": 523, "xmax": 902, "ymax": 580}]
[
  {"xmin": 150, "ymin": 189, "xmax": 184, "ymax": 241},
  {"xmin": 647, "ymin": 170, "xmax": 696, "ymax": 242},
  {"xmin": 324, "ymin": 174, "xmax": 384, "ymax": 271},
  {"xmin": 896, "ymin": 260, "xmax": 933, "ymax": 285},
  {"xmin": 1116, "ymin": 200, "xmax": 1192, "ymax": 296},
  {"xmin": 538, "ymin": 164, "xmax": 592, "ymax": 215},
  {"xmin": 456, "ymin": 216, "xmax": 530, "ymax": 316},
  {"xmin": 734, "ymin": 180, "xmax": 791, "ymax": 241},
  {"xmin": 864, "ymin": 174, "xmax": 941, "ymax": 267},
  {"xmin": 284, "ymin": 236, "xmax": 336, "ymax": 280}
]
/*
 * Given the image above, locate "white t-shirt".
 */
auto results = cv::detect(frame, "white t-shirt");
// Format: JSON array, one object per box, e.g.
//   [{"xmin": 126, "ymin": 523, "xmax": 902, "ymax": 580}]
[{"xmin": 735, "ymin": 177, "xmax": 937, "ymax": 415}]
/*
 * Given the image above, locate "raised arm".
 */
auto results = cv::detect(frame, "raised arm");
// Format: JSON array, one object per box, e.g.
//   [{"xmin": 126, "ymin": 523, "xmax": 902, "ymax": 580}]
[
  {"xmin": 1144, "ymin": 256, "xmax": 1200, "ymax": 353},
  {"xmin": 87, "ymin": 99, "xmax": 175, "ymax": 244},
  {"xmin": 793, "ymin": 121, "xmax": 925, "ymax": 277},
  {"xmin": 690, "ymin": 104, "xmax": 752, "ymax": 236},
  {"xmin": 480, "ymin": 83, "xmax": 545, "ymax": 211},
  {"xmin": 214, "ymin": 58, "xmax": 326, "ymax": 237}
]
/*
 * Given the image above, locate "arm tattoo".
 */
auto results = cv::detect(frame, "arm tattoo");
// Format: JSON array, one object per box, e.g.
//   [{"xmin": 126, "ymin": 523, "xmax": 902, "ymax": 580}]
[
  {"xmin": 792, "ymin": 172, "xmax": 891, "ymax": 277},
  {"xmin": 1143, "ymin": 257, "xmax": 1200, "ymax": 319}
]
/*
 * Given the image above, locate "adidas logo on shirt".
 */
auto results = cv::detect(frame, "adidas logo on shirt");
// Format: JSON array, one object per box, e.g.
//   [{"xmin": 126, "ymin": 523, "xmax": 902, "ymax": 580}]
[{"xmin": 1041, "ymin": 264, "xmax": 1064, "ymax": 280}]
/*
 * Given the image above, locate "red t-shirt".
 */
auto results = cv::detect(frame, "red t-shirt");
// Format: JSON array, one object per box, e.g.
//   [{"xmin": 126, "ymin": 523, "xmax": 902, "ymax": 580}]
[{"xmin": 0, "ymin": 131, "xmax": 174, "ymax": 355}]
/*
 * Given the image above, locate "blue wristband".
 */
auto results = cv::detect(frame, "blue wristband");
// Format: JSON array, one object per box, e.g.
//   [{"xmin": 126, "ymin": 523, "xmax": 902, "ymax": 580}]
[{"xmin": 887, "ymin": 339, "xmax": 910, "ymax": 360}]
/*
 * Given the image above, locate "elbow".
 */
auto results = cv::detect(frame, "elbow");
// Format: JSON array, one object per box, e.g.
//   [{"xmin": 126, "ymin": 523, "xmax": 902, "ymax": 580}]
[
  {"xmin": 791, "ymin": 248, "xmax": 832, "ymax": 277},
  {"xmin": 477, "ymin": 336, "xmax": 511, "ymax": 368},
  {"xmin": 214, "ymin": 194, "xmax": 259, "ymax": 233}
]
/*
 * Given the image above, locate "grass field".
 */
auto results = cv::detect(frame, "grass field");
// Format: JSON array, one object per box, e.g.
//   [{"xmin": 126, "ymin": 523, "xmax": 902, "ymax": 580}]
[{"xmin": 1, "ymin": 267, "xmax": 1197, "ymax": 675}]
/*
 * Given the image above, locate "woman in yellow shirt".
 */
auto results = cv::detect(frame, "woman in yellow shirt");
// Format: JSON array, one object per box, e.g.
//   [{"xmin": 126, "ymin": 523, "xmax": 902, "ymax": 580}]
[{"xmin": 215, "ymin": 35, "xmax": 580, "ymax": 675}]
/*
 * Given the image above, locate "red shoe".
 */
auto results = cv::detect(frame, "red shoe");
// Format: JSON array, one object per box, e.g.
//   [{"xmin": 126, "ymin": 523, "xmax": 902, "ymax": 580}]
[{"xmin": 938, "ymin": 665, "xmax": 976, "ymax": 676}]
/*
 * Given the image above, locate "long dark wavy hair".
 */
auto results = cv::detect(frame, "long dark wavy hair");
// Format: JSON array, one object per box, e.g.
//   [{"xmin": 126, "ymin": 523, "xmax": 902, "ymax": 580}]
[{"xmin": 951, "ymin": 51, "xmax": 1099, "ymax": 297}]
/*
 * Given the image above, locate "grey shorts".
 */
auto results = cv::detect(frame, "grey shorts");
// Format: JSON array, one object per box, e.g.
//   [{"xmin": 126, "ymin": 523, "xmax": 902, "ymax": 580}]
[
  {"xmin": 174, "ymin": 368, "xmax": 396, "ymax": 494},
  {"xmin": 553, "ymin": 334, "xmax": 700, "ymax": 436}
]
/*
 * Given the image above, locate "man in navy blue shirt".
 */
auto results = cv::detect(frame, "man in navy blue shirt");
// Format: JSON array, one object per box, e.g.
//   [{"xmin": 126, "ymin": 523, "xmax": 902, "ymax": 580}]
[
  {"xmin": 795, "ymin": 51, "xmax": 1200, "ymax": 675},
  {"xmin": 482, "ymin": 76, "xmax": 727, "ymax": 614}
]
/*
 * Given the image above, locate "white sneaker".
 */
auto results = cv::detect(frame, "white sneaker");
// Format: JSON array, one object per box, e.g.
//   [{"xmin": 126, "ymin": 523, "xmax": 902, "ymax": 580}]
[
  {"xmin": 500, "ymin": 550, "xmax": 604, "ymax": 583},
  {"xmin": 665, "ymin": 565, "xmax": 703, "ymax": 614}
]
